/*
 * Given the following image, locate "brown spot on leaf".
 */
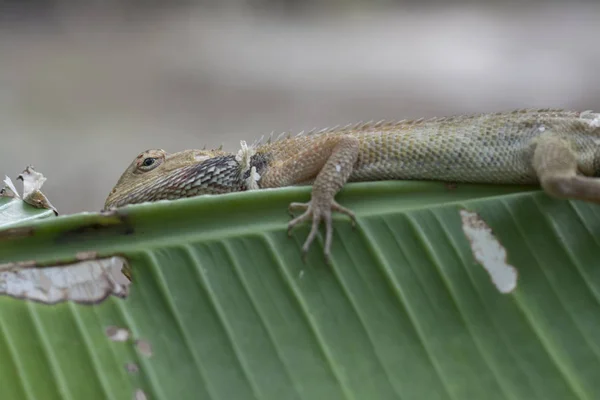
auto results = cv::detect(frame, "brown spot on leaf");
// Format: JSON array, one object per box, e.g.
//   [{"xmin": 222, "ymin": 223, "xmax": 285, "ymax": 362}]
[
  {"xmin": 125, "ymin": 363, "xmax": 139, "ymax": 373},
  {"xmin": 135, "ymin": 339, "xmax": 153, "ymax": 357},
  {"xmin": 56, "ymin": 209, "xmax": 134, "ymax": 244},
  {"xmin": 0, "ymin": 226, "xmax": 35, "ymax": 241}
]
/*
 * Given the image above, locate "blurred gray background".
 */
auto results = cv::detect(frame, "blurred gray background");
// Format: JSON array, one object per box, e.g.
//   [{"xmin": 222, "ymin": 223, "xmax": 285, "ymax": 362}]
[{"xmin": 1, "ymin": 0, "xmax": 599, "ymax": 214}]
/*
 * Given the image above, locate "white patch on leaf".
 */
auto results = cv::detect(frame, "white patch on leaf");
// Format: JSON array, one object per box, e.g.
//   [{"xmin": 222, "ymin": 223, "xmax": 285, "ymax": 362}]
[
  {"xmin": 0, "ymin": 256, "xmax": 130, "ymax": 304},
  {"xmin": 105, "ymin": 325, "xmax": 131, "ymax": 342},
  {"xmin": 460, "ymin": 209, "xmax": 517, "ymax": 294}
]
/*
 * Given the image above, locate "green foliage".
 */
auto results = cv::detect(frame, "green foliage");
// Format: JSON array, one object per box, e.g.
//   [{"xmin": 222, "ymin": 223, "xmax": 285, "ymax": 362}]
[
  {"xmin": 0, "ymin": 181, "xmax": 598, "ymax": 400},
  {"xmin": 0, "ymin": 198, "xmax": 56, "ymax": 228}
]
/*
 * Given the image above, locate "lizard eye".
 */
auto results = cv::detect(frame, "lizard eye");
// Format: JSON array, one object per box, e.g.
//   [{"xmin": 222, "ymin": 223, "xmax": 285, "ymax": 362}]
[{"xmin": 138, "ymin": 157, "xmax": 160, "ymax": 171}]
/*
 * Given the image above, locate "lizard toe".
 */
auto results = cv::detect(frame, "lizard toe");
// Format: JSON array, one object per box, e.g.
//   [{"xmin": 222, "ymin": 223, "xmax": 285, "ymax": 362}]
[
  {"xmin": 324, "ymin": 210, "xmax": 334, "ymax": 260},
  {"xmin": 331, "ymin": 200, "xmax": 357, "ymax": 227},
  {"xmin": 287, "ymin": 204, "xmax": 313, "ymax": 236},
  {"xmin": 289, "ymin": 201, "xmax": 310, "ymax": 212},
  {"xmin": 288, "ymin": 201, "xmax": 310, "ymax": 217},
  {"xmin": 301, "ymin": 211, "xmax": 321, "ymax": 257},
  {"xmin": 287, "ymin": 199, "xmax": 356, "ymax": 259}
]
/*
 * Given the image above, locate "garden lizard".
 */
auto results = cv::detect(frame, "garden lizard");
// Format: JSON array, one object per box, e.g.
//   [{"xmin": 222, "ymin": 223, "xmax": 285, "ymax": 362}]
[{"xmin": 104, "ymin": 108, "xmax": 600, "ymax": 259}]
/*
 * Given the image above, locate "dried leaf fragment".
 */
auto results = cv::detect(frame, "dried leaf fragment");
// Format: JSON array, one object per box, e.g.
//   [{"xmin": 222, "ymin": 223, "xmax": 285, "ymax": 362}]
[
  {"xmin": 17, "ymin": 166, "xmax": 58, "ymax": 215},
  {"xmin": 460, "ymin": 209, "xmax": 518, "ymax": 294},
  {"xmin": 0, "ymin": 176, "xmax": 20, "ymax": 199},
  {"xmin": 0, "ymin": 256, "xmax": 131, "ymax": 304}
]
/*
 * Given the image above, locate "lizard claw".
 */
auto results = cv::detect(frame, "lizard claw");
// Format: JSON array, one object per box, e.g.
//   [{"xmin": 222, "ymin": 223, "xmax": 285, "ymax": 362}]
[{"xmin": 287, "ymin": 199, "xmax": 356, "ymax": 260}]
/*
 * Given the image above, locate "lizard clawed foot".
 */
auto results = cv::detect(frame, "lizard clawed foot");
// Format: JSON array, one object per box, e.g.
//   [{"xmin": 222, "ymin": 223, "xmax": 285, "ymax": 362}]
[{"xmin": 287, "ymin": 200, "xmax": 356, "ymax": 260}]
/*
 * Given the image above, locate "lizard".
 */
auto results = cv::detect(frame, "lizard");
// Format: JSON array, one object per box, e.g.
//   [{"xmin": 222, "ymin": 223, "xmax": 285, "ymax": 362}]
[{"xmin": 104, "ymin": 108, "xmax": 600, "ymax": 259}]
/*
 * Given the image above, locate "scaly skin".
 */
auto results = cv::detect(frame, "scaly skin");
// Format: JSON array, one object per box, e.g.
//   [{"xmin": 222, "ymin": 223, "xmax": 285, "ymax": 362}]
[{"xmin": 104, "ymin": 108, "xmax": 600, "ymax": 259}]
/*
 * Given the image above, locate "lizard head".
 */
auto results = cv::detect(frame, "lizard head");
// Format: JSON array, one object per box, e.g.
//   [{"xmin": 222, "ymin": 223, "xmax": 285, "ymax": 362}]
[{"xmin": 104, "ymin": 147, "xmax": 230, "ymax": 210}]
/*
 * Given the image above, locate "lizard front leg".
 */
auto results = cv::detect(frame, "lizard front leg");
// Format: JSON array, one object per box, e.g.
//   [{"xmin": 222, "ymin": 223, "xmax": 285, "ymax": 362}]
[
  {"xmin": 288, "ymin": 136, "xmax": 360, "ymax": 258},
  {"xmin": 533, "ymin": 135, "xmax": 600, "ymax": 203},
  {"xmin": 261, "ymin": 135, "xmax": 360, "ymax": 259}
]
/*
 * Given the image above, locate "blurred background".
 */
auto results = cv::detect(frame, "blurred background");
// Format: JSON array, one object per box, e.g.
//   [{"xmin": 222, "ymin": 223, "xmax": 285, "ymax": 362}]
[{"xmin": 0, "ymin": 0, "xmax": 599, "ymax": 214}]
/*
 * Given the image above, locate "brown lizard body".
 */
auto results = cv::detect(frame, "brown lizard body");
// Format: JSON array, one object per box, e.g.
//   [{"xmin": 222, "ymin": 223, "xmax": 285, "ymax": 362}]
[{"xmin": 104, "ymin": 108, "xmax": 600, "ymax": 258}]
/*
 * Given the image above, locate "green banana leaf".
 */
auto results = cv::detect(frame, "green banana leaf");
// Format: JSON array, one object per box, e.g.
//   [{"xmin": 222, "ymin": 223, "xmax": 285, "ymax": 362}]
[
  {"xmin": 0, "ymin": 181, "xmax": 599, "ymax": 400},
  {"xmin": 0, "ymin": 197, "xmax": 56, "ymax": 228}
]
